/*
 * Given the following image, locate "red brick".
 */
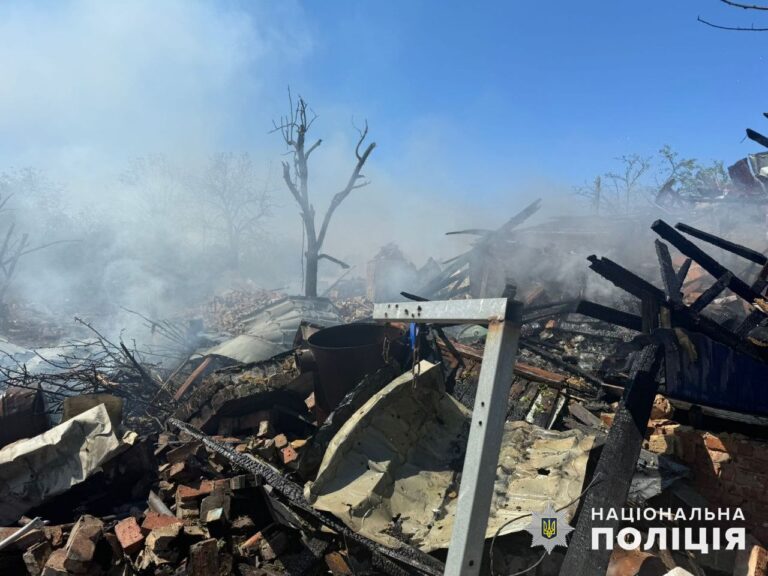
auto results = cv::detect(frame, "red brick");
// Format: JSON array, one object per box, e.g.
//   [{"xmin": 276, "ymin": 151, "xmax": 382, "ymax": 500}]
[
  {"xmin": 176, "ymin": 480, "xmax": 214, "ymax": 502},
  {"xmin": 141, "ymin": 512, "xmax": 182, "ymax": 532},
  {"xmin": 704, "ymin": 433, "xmax": 727, "ymax": 453},
  {"xmin": 239, "ymin": 532, "xmax": 263, "ymax": 555},
  {"xmin": 280, "ymin": 445, "xmax": 299, "ymax": 466},
  {"xmin": 114, "ymin": 517, "xmax": 144, "ymax": 555},
  {"xmin": 325, "ymin": 551, "xmax": 353, "ymax": 575}
]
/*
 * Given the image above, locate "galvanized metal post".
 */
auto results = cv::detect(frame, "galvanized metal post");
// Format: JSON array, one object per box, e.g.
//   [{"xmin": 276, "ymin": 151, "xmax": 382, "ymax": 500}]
[{"xmin": 372, "ymin": 298, "xmax": 522, "ymax": 576}]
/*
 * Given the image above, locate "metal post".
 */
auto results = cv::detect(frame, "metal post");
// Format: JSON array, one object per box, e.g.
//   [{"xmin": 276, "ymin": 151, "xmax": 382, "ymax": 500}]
[{"xmin": 373, "ymin": 298, "xmax": 522, "ymax": 576}]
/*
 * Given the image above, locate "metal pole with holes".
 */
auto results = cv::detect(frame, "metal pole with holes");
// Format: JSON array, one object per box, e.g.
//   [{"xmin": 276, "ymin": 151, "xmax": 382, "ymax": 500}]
[{"xmin": 372, "ymin": 298, "xmax": 522, "ymax": 576}]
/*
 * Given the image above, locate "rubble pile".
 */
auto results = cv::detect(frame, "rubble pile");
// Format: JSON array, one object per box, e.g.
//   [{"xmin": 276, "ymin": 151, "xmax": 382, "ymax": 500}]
[
  {"xmin": 198, "ymin": 289, "xmax": 284, "ymax": 335},
  {"xmin": 3, "ymin": 203, "xmax": 768, "ymax": 574}
]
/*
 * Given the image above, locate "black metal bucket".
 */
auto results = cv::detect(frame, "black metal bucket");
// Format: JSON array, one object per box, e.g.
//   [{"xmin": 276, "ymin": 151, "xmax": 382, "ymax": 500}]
[{"xmin": 307, "ymin": 323, "xmax": 393, "ymax": 420}]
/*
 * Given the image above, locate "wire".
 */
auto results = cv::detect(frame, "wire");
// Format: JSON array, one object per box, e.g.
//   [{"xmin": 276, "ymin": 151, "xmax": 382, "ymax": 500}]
[{"xmin": 489, "ymin": 472, "xmax": 604, "ymax": 576}]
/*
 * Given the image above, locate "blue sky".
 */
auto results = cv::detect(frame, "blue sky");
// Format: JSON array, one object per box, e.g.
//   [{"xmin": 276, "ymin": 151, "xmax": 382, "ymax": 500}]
[
  {"xmin": 2, "ymin": 0, "xmax": 768, "ymax": 212},
  {"xmin": 273, "ymin": 0, "xmax": 768, "ymax": 192}
]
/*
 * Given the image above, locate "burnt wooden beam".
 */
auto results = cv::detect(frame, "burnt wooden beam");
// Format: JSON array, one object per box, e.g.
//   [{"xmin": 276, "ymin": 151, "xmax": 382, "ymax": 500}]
[
  {"xmin": 652, "ymin": 220, "xmax": 760, "ymax": 305},
  {"xmin": 677, "ymin": 304, "xmax": 768, "ymax": 362},
  {"xmin": 675, "ymin": 222, "xmax": 767, "ymax": 265},
  {"xmin": 641, "ymin": 297, "xmax": 660, "ymax": 333},
  {"xmin": 676, "ymin": 257, "xmax": 692, "ymax": 287},
  {"xmin": 522, "ymin": 301, "xmax": 578, "ymax": 324},
  {"xmin": 587, "ymin": 255, "xmax": 768, "ymax": 363},
  {"xmin": 559, "ymin": 345, "xmax": 663, "ymax": 576},
  {"xmin": 587, "ymin": 255, "xmax": 666, "ymax": 301},
  {"xmin": 690, "ymin": 272, "xmax": 733, "ymax": 314},
  {"xmin": 747, "ymin": 128, "xmax": 768, "ymax": 149},
  {"xmin": 655, "ymin": 240, "xmax": 682, "ymax": 303},
  {"xmin": 574, "ymin": 300, "xmax": 642, "ymax": 332}
]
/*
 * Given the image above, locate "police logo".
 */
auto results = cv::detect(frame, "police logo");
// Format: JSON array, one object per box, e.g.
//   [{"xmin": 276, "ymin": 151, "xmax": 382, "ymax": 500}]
[{"xmin": 525, "ymin": 503, "xmax": 574, "ymax": 554}]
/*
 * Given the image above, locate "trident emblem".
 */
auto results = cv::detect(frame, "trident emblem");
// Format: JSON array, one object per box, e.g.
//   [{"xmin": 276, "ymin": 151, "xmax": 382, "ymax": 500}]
[{"xmin": 541, "ymin": 518, "xmax": 557, "ymax": 540}]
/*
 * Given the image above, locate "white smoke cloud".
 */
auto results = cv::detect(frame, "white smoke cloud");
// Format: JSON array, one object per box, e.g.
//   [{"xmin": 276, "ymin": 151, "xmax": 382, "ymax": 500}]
[{"xmin": 0, "ymin": 0, "xmax": 310, "ymax": 177}]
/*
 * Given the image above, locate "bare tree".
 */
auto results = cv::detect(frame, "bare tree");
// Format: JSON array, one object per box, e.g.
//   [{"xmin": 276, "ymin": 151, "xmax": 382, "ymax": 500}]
[
  {"xmin": 605, "ymin": 154, "xmax": 653, "ymax": 214},
  {"xmin": 574, "ymin": 175, "xmax": 604, "ymax": 214},
  {"xmin": 198, "ymin": 153, "xmax": 272, "ymax": 272},
  {"xmin": 273, "ymin": 91, "xmax": 375, "ymax": 297},
  {"xmin": 0, "ymin": 170, "xmax": 76, "ymax": 319},
  {"xmin": 699, "ymin": 0, "xmax": 768, "ymax": 30},
  {"xmin": 123, "ymin": 154, "xmax": 272, "ymax": 274}
]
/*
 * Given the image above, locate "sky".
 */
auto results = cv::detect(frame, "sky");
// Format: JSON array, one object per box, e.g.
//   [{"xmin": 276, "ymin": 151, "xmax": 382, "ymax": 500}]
[
  {"xmin": 1, "ymin": 0, "xmax": 768, "ymax": 264},
  {"xmin": 294, "ymin": 0, "xmax": 768, "ymax": 195}
]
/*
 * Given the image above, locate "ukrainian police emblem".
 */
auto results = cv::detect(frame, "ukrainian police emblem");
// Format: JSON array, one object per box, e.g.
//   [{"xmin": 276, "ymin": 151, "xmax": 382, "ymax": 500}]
[
  {"xmin": 541, "ymin": 517, "xmax": 557, "ymax": 540},
  {"xmin": 525, "ymin": 503, "xmax": 573, "ymax": 554}
]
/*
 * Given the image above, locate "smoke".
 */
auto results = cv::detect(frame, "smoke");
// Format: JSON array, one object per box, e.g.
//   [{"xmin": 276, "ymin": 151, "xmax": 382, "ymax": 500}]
[{"xmin": 1, "ymin": 1, "xmax": 766, "ymax": 347}]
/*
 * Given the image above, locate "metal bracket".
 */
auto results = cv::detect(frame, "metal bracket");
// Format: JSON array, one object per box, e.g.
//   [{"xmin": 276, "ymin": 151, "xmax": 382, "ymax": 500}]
[{"xmin": 373, "ymin": 298, "xmax": 522, "ymax": 576}]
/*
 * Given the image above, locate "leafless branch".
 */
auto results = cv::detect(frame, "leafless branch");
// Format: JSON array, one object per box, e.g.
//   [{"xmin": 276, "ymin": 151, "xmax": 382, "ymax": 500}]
[
  {"xmin": 305, "ymin": 139, "xmax": 322, "ymax": 159},
  {"xmin": 720, "ymin": 0, "xmax": 768, "ymax": 10},
  {"xmin": 698, "ymin": 15, "xmax": 768, "ymax": 29},
  {"xmin": 317, "ymin": 253, "xmax": 350, "ymax": 269},
  {"xmin": 316, "ymin": 126, "xmax": 376, "ymax": 248}
]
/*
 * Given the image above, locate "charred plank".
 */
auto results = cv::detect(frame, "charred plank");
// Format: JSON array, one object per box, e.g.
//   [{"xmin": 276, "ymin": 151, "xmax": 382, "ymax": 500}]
[
  {"xmin": 690, "ymin": 272, "xmax": 733, "ymax": 313},
  {"xmin": 675, "ymin": 222, "xmax": 767, "ymax": 265},
  {"xmin": 574, "ymin": 300, "xmax": 642, "ymax": 332},
  {"xmin": 652, "ymin": 219, "xmax": 760, "ymax": 305},
  {"xmin": 655, "ymin": 240, "xmax": 681, "ymax": 303}
]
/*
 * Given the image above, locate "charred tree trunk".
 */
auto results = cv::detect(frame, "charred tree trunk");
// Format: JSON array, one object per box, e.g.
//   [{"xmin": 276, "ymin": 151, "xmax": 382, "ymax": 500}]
[
  {"xmin": 273, "ymin": 92, "xmax": 375, "ymax": 299},
  {"xmin": 305, "ymin": 242, "xmax": 319, "ymax": 298}
]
